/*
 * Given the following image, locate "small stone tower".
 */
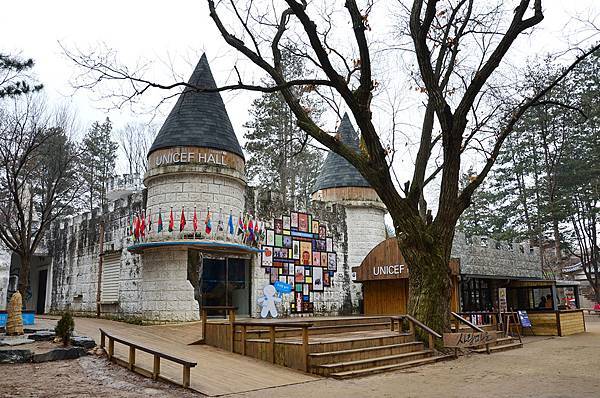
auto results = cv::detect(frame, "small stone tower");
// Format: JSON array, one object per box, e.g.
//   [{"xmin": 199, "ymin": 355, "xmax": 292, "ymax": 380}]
[
  {"xmin": 311, "ymin": 114, "xmax": 387, "ymax": 310},
  {"xmin": 140, "ymin": 54, "xmax": 246, "ymax": 322}
]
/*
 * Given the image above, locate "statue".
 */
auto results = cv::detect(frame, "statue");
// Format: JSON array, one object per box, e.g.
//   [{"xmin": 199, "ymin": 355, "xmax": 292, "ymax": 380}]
[{"xmin": 6, "ymin": 291, "xmax": 24, "ymax": 335}]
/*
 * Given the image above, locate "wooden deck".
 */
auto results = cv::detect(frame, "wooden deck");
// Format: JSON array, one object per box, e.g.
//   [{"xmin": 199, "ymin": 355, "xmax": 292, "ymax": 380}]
[{"xmin": 40, "ymin": 316, "xmax": 318, "ymax": 396}]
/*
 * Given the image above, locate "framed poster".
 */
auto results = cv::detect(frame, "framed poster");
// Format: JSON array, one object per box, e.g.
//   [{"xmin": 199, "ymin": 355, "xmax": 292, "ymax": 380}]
[
  {"xmin": 328, "ymin": 253, "xmax": 337, "ymax": 271},
  {"xmin": 262, "ymin": 247, "xmax": 273, "ymax": 267},
  {"xmin": 319, "ymin": 225, "xmax": 326, "ymax": 239},
  {"xmin": 274, "ymin": 219, "xmax": 283, "ymax": 234},
  {"xmin": 321, "ymin": 252, "xmax": 328, "ymax": 267},
  {"xmin": 300, "ymin": 241, "xmax": 312, "ymax": 265},
  {"xmin": 326, "ymin": 237, "xmax": 333, "ymax": 252},
  {"xmin": 313, "ymin": 267, "xmax": 323, "ymax": 291},
  {"xmin": 267, "ymin": 230, "xmax": 275, "ymax": 246},
  {"xmin": 312, "ymin": 220, "xmax": 319, "ymax": 235},
  {"xmin": 283, "ymin": 235, "xmax": 292, "ymax": 248},
  {"xmin": 312, "ymin": 252, "xmax": 320, "ymax": 266},
  {"xmin": 283, "ymin": 216, "xmax": 291, "ymax": 230},
  {"xmin": 295, "ymin": 266, "xmax": 304, "ymax": 283},
  {"xmin": 292, "ymin": 241, "xmax": 300, "ymax": 259},
  {"xmin": 323, "ymin": 271, "xmax": 330, "ymax": 287},
  {"xmin": 291, "ymin": 212, "xmax": 298, "ymax": 228},
  {"xmin": 298, "ymin": 213, "xmax": 308, "ymax": 232}
]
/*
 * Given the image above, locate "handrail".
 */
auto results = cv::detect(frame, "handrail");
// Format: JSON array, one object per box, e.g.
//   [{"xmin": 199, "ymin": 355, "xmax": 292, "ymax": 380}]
[
  {"xmin": 390, "ymin": 314, "xmax": 441, "ymax": 350},
  {"xmin": 233, "ymin": 320, "xmax": 314, "ymax": 371},
  {"xmin": 200, "ymin": 306, "xmax": 238, "ymax": 350},
  {"xmin": 99, "ymin": 328, "xmax": 196, "ymax": 388},
  {"xmin": 451, "ymin": 312, "xmax": 485, "ymax": 333}
]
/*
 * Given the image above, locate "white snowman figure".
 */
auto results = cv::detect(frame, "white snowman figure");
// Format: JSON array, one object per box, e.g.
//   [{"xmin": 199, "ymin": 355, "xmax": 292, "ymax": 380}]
[{"xmin": 258, "ymin": 285, "xmax": 282, "ymax": 318}]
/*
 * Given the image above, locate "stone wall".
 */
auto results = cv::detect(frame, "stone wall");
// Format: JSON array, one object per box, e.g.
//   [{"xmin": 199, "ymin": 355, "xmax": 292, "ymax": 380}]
[
  {"xmin": 145, "ymin": 165, "xmax": 246, "ymax": 240},
  {"xmin": 452, "ymin": 232, "xmax": 543, "ymax": 279},
  {"xmin": 49, "ymin": 193, "xmax": 144, "ymax": 319}
]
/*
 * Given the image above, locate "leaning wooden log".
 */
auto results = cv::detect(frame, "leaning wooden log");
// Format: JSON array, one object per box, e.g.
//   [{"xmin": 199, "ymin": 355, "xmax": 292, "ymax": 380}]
[{"xmin": 6, "ymin": 291, "xmax": 24, "ymax": 336}]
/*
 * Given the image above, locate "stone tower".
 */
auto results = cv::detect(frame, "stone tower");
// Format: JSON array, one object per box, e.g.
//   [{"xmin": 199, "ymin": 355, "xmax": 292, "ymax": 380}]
[
  {"xmin": 311, "ymin": 114, "xmax": 387, "ymax": 309},
  {"xmin": 139, "ymin": 54, "xmax": 246, "ymax": 322}
]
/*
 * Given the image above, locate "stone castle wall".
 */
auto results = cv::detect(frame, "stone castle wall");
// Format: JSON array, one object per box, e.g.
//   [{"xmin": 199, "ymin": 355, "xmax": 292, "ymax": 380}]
[
  {"xmin": 49, "ymin": 194, "xmax": 144, "ymax": 319},
  {"xmin": 452, "ymin": 232, "xmax": 543, "ymax": 279}
]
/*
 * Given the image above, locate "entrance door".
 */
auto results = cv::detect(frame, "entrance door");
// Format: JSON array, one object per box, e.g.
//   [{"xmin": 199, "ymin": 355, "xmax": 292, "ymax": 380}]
[
  {"xmin": 36, "ymin": 269, "xmax": 47, "ymax": 314},
  {"xmin": 200, "ymin": 257, "xmax": 250, "ymax": 316},
  {"xmin": 363, "ymin": 279, "xmax": 408, "ymax": 315}
]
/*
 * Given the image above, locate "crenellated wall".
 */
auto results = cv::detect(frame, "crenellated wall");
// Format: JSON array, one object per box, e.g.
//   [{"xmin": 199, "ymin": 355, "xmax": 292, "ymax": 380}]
[{"xmin": 451, "ymin": 232, "xmax": 543, "ymax": 279}]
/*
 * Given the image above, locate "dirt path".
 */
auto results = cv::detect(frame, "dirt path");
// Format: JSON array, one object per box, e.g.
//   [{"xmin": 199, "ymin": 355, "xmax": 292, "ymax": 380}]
[{"xmin": 225, "ymin": 320, "xmax": 600, "ymax": 398}]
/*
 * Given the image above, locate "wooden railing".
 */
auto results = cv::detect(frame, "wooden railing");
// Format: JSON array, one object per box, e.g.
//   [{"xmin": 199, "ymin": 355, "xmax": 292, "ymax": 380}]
[
  {"xmin": 454, "ymin": 311, "xmax": 500, "ymax": 326},
  {"xmin": 451, "ymin": 312, "xmax": 490, "ymax": 354},
  {"xmin": 391, "ymin": 314, "xmax": 442, "ymax": 350},
  {"xmin": 99, "ymin": 328, "xmax": 197, "ymax": 388},
  {"xmin": 200, "ymin": 305, "xmax": 237, "ymax": 349},
  {"xmin": 233, "ymin": 320, "xmax": 314, "ymax": 371}
]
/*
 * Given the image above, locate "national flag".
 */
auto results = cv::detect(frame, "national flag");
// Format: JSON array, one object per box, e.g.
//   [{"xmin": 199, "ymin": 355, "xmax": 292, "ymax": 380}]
[
  {"xmin": 217, "ymin": 208, "xmax": 224, "ymax": 233},
  {"xmin": 129, "ymin": 214, "xmax": 135, "ymax": 238},
  {"xmin": 133, "ymin": 214, "xmax": 140, "ymax": 240},
  {"xmin": 147, "ymin": 210, "xmax": 152, "ymax": 232},
  {"xmin": 205, "ymin": 207, "xmax": 212, "ymax": 235},
  {"xmin": 237, "ymin": 213, "xmax": 244, "ymax": 237},
  {"xmin": 193, "ymin": 207, "xmax": 198, "ymax": 233},
  {"xmin": 168, "ymin": 207, "xmax": 174, "ymax": 232},
  {"xmin": 180, "ymin": 207, "xmax": 186, "ymax": 232},
  {"xmin": 157, "ymin": 209, "xmax": 163, "ymax": 233},
  {"xmin": 227, "ymin": 211, "xmax": 234, "ymax": 235},
  {"xmin": 254, "ymin": 219, "xmax": 259, "ymax": 243},
  {"xmin": 248, "ymin": 218, "xmax": 255, "ymax": 242},
  {"xmin": 140, "ymin": 211, "xmax": 146, "ymax": 238}
]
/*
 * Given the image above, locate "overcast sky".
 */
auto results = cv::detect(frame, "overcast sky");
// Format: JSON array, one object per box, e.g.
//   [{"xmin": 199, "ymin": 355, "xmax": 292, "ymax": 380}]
[{"xmin": 3, "ymin": 0, "xmax": 599, "ymax": 176}]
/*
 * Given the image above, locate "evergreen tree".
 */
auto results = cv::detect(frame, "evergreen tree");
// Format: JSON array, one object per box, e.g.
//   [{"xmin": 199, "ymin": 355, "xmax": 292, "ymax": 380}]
[
  {"xmin": 0, "ymin": 53, "xmax": 43, "ymax": 98},
  {"xmin": 244, "ymin": 52, "xmax": 323, "ymax": 208},
  {"xmin": 82, "ymin": 117, "xmax": 118, "ymax": 212}
]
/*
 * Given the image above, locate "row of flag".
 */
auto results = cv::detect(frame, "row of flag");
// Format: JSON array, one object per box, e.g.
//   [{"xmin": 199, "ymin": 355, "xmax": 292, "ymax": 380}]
[{"xmin": 128, "ymin": 207, "xmax": 266, "ymax": 246}]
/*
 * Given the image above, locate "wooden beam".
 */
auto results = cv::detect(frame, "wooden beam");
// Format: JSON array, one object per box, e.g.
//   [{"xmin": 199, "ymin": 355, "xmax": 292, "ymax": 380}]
[
  {"xmin": 302, "ymin": 326, "xmax": 309, "ymax": 372},
  {"xmin": 183, "ymin": 365, "xmax": 191, "ymax": 388},
  {"xmin": 269, "ymin": 326, "xmax": 276, "ymax": 363},
  {"xmin": 128, "ymin": 346, "xmax": 136, "ymax": 370},
  {"xmin": 153, "ymin": 354, "xmax": 160, "ymax": 380}
]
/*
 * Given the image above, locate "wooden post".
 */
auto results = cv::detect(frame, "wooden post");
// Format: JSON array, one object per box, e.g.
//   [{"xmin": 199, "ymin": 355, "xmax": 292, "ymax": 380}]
[
  {"xmin": 241, "ymin": 325, "xmax": 247, "ymax": 356},
  {"xmin": 485, "ymin": 342, "xmax": 490, "ymax": 354},
  {"xmin": 302, "ymin": 326, "xmax": 309, "ymax": 372},
  {"xmin": 229, "ymin": 309, "xmax": 236, "ymax": 352},
  {"xmin": 152, "ymin": 354, "xmax": 160, "ymax": 380},
  {"xmin": 201, "ymin": 309, "xmax": 207, "ymax": 344},
  {"xmin": 128, "ymin": 346, "xmax": 136, "ymax": 370},
  {"xmin": 428, "ymin": 334, "xmax": 434, "ymax": 350},
  {"xmin": 408, "ymin": 319, "xmax": 415, "ymax": 336},
  {"xmin": 183, "ymin": 365, "xmax": 191, "ymax": 388},
  {"xmin": 108, "ymin": 337, "xmax": 114, "ymax": 360},
  {"xmin": 390, "ymin": 317, "xmax": 395, "ymax": 332},
  {"xmin": 269, "ymin": 325, "xmax": 276, "ymax": 363},
  {"xmin": 100, "ymin": 330, "xmax": 105, "ymax": 348}
]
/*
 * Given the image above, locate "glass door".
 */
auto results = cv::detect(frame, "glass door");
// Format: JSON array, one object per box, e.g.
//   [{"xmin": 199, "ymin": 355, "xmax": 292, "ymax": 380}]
[
  {"xmin": 200, "ymin": 256, "xmax": 250, "ymax": 316},
  {"xmin": 201, "ymin": 258, "xmax": 227, "ymax": 315}
]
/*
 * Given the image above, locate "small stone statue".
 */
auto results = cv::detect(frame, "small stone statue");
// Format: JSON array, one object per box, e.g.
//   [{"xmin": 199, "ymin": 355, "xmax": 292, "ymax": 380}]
[{"xmin": 6, "ymin": 291, "xmax": 24, "ymax": 336}]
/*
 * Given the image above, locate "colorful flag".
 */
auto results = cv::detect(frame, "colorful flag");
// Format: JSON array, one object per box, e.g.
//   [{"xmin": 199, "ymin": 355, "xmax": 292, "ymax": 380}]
[
  {"xmin": 157, "ymin": 209, "xmax": 163, "ymax": 233},
  {"xmin": 133, "ymin": 214, "xmax": 140, "ymax": 241},
  {"xmin": 248, "ymin": 218, "xmax": 255, "ymax": 242},
  {"xmin": 237, "ymin": 212, "xmax": 244, "ymax": 237},
  {"xmin": 140, "ymin": 211, "xmax": 146, "ymax": 239},
  {"xmin": 227, "ymin": 211, "xmax": 234, "ymax": 235},
  {"xmin": 129, "ymin": 214, "xmax": 134, "ymax": 239},
  {"xmin": 180, "ymin": 207, "xmax": 186, "ymax": 232},
  {"xmin": 217, "ymin": 208, "xmax": 224, "ymax": 234},
  {"xmin": 254, "ymin": 219, "xmax": 259, "ymax": 243},
  {"xmin": 193, "ymin": 207, "xmax": 198, "ymax": 233},
  {"xmin": 205, "ymin": 207, "xmax": 212, "ymax": 235},
  {"xmin": 147, "ymin": 209, "xmax": 152, "ymax": 232},
  {"xmin": 168, "ymin": 207, "xmax": 174, "ymax": 232}
]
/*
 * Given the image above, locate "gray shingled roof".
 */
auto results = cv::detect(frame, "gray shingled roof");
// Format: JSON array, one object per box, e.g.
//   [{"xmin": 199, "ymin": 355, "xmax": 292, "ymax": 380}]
[
  {"xmin": 148, "ymin": 54, "xmax": 244, "ymax": 159},
  {"xmin": 312, "ymin": 113, "xmax": 371, "ymax": 193}
]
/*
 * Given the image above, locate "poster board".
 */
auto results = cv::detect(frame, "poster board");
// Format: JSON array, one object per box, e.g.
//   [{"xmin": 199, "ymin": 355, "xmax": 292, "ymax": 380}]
[
  {"xmin": 517, "ymin": 310, "xmax": 532, "ymax": 328},
  {"xmin": 261, "ymin": 212, "xmax": 337, "ymax": 314},
  {"xmin": 498, "ymin": 288, "xmax": 508, "ymax": 313}
]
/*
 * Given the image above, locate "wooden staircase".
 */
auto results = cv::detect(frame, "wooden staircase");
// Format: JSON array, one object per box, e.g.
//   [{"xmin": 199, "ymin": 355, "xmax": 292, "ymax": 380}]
[{"xmin": 226, "ymin": 316, "xmax": 452, "ymax": 379}]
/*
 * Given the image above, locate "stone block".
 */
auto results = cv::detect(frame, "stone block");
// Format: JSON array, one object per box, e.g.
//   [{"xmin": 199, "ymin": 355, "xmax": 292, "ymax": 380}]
[
  {"xmin": 71, "ymin": 336, "xmax": 96, "ymax": 349},
  {"xmin": 33, "ymin": 347, "xmax": 86, "ymax": 363},
  {"xmin": 0, "ymin": 349, "xmax": 33, "ymax": 363}
]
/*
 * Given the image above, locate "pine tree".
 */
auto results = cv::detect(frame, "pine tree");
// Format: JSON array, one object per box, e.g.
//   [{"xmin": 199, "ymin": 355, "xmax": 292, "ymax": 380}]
[
  {"xmin": 244, "ymin": 51, "xmax": 323, "ymax": 208},
  {"xmin": 0, "ymin": 53, "xmax": 43, "ymax": 98},
  {"xmin": 82, "ymin": 117, "xmax": 118, "ymax": 212}
]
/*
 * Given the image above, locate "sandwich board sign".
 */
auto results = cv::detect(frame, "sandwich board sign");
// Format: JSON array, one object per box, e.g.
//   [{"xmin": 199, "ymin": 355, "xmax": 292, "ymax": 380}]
[{"xmin": 517, "ymin": 310, "xmax": 532, "ymax": 328}]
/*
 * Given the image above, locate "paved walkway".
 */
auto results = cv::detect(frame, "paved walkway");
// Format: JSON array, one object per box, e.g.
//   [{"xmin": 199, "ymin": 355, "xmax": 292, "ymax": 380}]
[{"xmin": 40, "ymin": 316, "xmax": 318, "ymax": 397}]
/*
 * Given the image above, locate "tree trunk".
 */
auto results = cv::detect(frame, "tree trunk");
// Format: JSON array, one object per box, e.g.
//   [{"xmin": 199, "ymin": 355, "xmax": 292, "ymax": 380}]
[
  {"xmin": 17, "ymin": 252, "xmax": 31, "ymax": 301},
  {"xmin": 399, "ymin": 225, "xmax": 453, "ymax": 338}
]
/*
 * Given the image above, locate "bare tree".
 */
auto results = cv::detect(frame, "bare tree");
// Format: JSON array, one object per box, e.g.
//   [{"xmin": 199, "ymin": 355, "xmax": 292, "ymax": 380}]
[
  {"xmin": 0, "ymin": 96, "xmax": 83, "ymax": 297},
  {"xmin": 64, "ymin": 0, "xmax": 600, "ymax": 333},
  {"xmin": 118, "ymin": 122, "xmax": 157, "ymax": 176}
]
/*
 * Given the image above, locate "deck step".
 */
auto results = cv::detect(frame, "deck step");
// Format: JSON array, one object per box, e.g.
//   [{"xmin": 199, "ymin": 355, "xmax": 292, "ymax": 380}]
[
  {"xmin": 312, "ymin": 350, "xmax": 433, "ymax": 375},
  {"xmin": 472, "ymin": 341, "xmax": 523, "ymax": 353},
  {"xmin": 329, "ymin": 354, "xmax": 453, "ymax": 379},
  {"xmin": 308, "ymin": 342, "xmax": 424, "ymax": 365},
  {"xmin": 237, "ymin": 321, "xmax": 393, "ymax": 339}
]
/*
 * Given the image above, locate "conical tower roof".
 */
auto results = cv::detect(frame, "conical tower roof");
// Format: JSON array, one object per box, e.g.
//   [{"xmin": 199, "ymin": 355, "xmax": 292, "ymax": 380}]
[
  {"xmin": 148, "ymin": 54, "xmax": 244, "ymax": 159},
  {"xmin": 312, "ymin": 113, "xmax": 371, "ymax": 193}
]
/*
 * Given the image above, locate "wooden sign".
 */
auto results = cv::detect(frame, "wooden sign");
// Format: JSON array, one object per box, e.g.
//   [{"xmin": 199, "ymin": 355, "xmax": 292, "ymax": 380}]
[
  {"xmin": 443, "ymin": 331, "xmax": 497, "ymax": 348},
  {"xmin": 352, "ymin": 238, "xmax": 460, "ymax": 282}
]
